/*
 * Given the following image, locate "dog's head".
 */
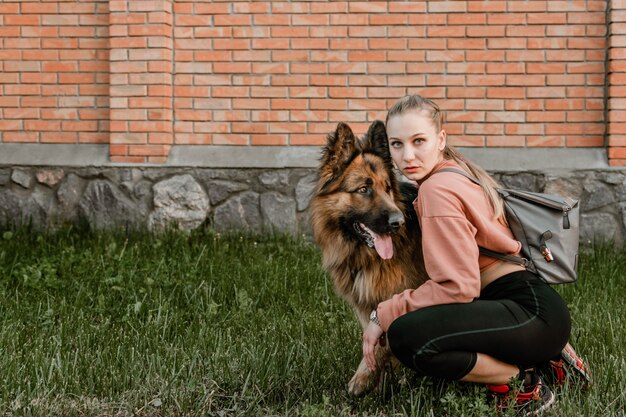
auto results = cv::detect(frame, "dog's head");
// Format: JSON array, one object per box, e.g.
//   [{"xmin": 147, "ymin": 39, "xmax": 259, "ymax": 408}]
[{"xmin": 312, "ymin": 120, "xmax": 406, "ymax": 259}]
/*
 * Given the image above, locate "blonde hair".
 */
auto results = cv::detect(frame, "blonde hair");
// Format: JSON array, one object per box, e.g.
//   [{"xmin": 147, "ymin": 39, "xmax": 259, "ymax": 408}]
[{"xmin": 386, "ymin": 95, "xmax": 507, "ymax": 224}]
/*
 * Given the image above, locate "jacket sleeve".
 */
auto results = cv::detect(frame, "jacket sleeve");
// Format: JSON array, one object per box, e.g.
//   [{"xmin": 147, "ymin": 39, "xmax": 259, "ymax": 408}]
[{"xmin": 376, "ymin": 213, "xmax": 482, "ymax": 332}]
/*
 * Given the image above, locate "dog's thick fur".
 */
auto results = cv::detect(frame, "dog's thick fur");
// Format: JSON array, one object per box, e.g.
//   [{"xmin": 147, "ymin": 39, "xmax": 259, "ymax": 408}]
[{"xmin": 310, "ymin": 120, "xmax": 428, "ymax": 396}]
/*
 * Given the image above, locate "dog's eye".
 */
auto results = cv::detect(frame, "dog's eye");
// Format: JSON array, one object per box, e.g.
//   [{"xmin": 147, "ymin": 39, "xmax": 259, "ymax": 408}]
[
  {"xmin": 386, "ymin": 185, "xmax": 392, "ymax": 193},
  {"xmin": 357, "ymin": 186, "xmax": 369, "ymax": 194}
]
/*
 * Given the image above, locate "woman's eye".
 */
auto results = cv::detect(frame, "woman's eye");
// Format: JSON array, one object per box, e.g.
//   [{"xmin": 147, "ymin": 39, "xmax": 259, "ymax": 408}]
[
  {"xmin": 413, "ymin": 137, "xmax": 424, "ymax": 144},
  {"xmin": 390, "ymin": 141, "xmax": 401, "ymax": 148}
]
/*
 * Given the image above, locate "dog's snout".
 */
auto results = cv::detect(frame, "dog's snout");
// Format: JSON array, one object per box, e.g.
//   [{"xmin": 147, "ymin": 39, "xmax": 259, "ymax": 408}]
[{"xmin": 388, "ymin": 212, "xmax": 405, "ymax": 230}]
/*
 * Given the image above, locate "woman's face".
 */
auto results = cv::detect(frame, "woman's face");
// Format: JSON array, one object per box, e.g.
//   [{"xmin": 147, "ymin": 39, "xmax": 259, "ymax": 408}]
[{"xmin": 386, "ymin": 110, "xmax": 446, "ymax": 182}]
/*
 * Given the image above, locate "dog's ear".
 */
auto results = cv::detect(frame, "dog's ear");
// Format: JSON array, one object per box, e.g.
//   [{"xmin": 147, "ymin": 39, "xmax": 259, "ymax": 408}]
[
  {"xmin": 318, "ymin": 122, "xmax": 360, "ymax": 192},
  {"xmin": 362, "ymin": 120, "xmax": 393, "ymax": 169}
]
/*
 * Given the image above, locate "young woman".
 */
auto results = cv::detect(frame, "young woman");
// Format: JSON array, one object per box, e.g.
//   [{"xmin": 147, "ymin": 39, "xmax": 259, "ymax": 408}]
[{"xmin": 362, "ymin": 95, "xmax": 590, "ymax": 416}]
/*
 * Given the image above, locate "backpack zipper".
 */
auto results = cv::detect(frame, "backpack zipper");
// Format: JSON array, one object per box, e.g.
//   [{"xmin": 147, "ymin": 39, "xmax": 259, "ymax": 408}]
[{"xmin": 563, "ymin": 205, "xmax": 571, "ymax": 229}]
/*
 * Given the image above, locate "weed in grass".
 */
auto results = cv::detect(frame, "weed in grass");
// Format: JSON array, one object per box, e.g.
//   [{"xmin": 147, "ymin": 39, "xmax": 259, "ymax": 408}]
[{"xmin": 0, "ymin": 229, "xmax": 624, "ymax": 416}]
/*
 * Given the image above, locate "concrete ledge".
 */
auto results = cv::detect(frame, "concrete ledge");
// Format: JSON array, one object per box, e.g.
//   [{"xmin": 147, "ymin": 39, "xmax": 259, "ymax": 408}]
[
  {"xmin": 0, "ymin": 143, "xmax": 609, "ymax": 171},
  {"xmin": 0, "ymin": 144, "xmax": 110, "ymax": 166}
]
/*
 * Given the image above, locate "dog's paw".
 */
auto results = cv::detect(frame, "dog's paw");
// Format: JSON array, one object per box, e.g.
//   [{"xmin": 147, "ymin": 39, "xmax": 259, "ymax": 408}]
[{"xmin": 348, "ymin": 368, "xmax": 375, "ymax": 397}]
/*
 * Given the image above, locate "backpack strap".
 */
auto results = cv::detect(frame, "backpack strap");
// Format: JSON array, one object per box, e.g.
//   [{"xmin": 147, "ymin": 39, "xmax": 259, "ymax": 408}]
[
  {"xmin": 436, "ymin": 167, "xmax": 482, "ymax": 186},
  {"xmin": 432, "ymin": 167, "xmax": 530, "ymax": 268},
  {"xmin": 477, "ymin": 247, "xmax": 530, "ymax": 268}
]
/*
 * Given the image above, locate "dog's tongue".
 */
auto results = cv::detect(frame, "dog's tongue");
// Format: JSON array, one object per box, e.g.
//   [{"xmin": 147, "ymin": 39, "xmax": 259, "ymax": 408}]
[{"xmin": 373, "ymin": 233, "xmax": 394, "ymax": 260}]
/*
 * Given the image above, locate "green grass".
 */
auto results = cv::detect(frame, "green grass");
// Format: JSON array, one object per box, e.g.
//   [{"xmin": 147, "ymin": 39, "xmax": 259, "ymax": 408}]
[{"xmin": 0, "ymin": 228, "xmax": 624, "ymax": 416}]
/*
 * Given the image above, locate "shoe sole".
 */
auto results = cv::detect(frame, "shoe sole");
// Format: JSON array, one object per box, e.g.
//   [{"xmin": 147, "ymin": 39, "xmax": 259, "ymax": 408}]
[
  {"xmin": 521, "ymin": 387, "xmax": 555, "ymax": 417},
  {"xmin": 561, "ymin": 346, "xmax": 592, "ymax": 386}
]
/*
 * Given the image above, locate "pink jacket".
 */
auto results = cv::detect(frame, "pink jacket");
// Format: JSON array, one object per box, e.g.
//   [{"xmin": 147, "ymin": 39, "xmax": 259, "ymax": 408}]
[{"xmin": 376, "ymin": 160, "xmax": 521, "ymax": 331}]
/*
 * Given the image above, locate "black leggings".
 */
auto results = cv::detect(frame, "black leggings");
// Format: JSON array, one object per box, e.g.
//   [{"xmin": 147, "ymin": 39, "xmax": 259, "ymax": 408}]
[{"xmin": 387, "ymin": 271, "xmax": 571, "ymax": 380}]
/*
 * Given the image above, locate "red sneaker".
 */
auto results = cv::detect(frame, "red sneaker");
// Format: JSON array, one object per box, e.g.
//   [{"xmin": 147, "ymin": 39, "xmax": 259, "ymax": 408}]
[
  {"xmin": 542, "ymin": 342, "xmax": 591, "ymax": 389},
  {"xmin": 488, "ymin": 372, "xmax": 555, "ymax": 416}
]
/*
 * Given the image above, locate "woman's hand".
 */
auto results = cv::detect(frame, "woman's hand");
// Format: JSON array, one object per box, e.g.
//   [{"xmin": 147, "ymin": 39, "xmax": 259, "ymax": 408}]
[{"xmin": 362, "ymin": 321, "xmax": 384, "ymax": 372}]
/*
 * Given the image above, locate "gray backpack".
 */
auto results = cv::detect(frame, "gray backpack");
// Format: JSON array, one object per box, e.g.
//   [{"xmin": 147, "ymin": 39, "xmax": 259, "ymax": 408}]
[{"xmin": 437, "ymin": 168, "xmax": 579, "ymax": 285}]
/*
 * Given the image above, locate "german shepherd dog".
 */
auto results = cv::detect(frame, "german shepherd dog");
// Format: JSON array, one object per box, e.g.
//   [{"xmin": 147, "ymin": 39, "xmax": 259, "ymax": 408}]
[{"xmin": 310, "ymin": 120, "xmax": 428, "ymax": 396}]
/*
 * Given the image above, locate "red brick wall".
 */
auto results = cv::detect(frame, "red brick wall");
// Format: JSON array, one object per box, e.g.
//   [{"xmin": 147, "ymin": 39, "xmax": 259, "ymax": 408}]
[
  {"xmin": 0, "ymin": 0, "xmax": 109, "ymax": 144},
  {"xmin": 609, "ymin": 0, "xmax": 626, "ymax": 166},
  {"xmin": 0, "ymin": 1, "xmax": 622, "ymax": 165}
]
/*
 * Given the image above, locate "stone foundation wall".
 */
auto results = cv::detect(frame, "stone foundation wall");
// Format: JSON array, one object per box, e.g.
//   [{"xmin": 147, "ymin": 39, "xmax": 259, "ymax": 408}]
[{"xmin": 0, "ymin": 166, "xmax": 624, "ymax": 243}]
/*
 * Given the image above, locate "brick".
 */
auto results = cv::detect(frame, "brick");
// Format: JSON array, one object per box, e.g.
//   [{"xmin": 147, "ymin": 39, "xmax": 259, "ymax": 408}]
[
  {"xmin": 253, "ymin": 15, "xmax": 289, "ymax": 25},
  {"xmin": 505, "ymin": 123, "xmax": 544, "ymax": 135},
  {"xmin": 446, "ymin": 111, "xmax": 486, "ymax": 123},
  {"xmin": 448, "ymin": 14, "xmax": 487, "ymax": 25},
  {"xmin": 349, "ymin": 51, "xmax": 386, "ymax": 62},
  {"xmin": 389, "ymin": 26, "xmax": 427, "ymax": 38},
  {"xmin": 370, "ymin": 14, "xmax": 408, "ymax": 26},
  {"xmin": 545, "ymin": 99, "xmax": 584, "ymax": 110},
  {"xmin": 486, "ymin": 136, "xmax": 525, "ymax": 147},
  {"xmin": 488, "ymin": 14, "xmax": 526, "ymax": 25},
  {"xmin": 0, "ymin": 120, "xmax": 23, "ymax": 131},
  {"xmin": 290, "ymin": 110, "xmax": 328, "ymax": 122},
  {"xmin": 526, "ymin": 136, "xmax": 565, "ymax": 147},
  {"xmin": 426, "ymin": 51, "xmax": 465, "ymax": 62},
  {"xmin": 526, "ymin": 63, "xmax": 567, "ymax": 74},
  {"xmin": 233, "ymin": 75, "xmax": 270, "ymax": 86},
  {"xmin": 349, "ymin": 26, "xmax": 386, "ymax": 38},
  {"xmin": 527, "ymin": 13, "xmax": 567, "ymax": 24},
  {"xmin": 447, "ymin": 87, "xmax": 486, "ymax": 98},
  {"xmin": 428, "ymin": 1, "xmax": 467, "ymax": 13},
  {"xmin": 5, "ymin": 15, "xmax": 40, "ymax": 25},
  {"xmin": 311, "ymin": 2, "xmax": 348, "ymax": 13},
  {"xmin": 368, "ymin": 62, "xmax": 406, "ymax": 74},
  {"xmin": 293, "ymin": 14, "xmax": 329, "ymax": 26},
  {"xmin": 251, "ymin": 135, "xmax": 288, "ymax": 146},
  {"xmin": 272, "ymin": 2, "xmax": 310, "ymax": 13},
  {"xmin": 310, "ymin": 99, "xmax": 348, "ymax": 110},
  {"xmin": 233, "ymin": 2, "xmax": 269, "ymax": 13},
  {"xmin": 288, "ymin": 86, "xmax": 326, "ymax": 98},
  {"xmin": 566, "ymin": 136, "xmax": 604, "ymax": 147},
  {"xmin": 486, "ymin": 63, "xmax": 525, "ymax": 74},
  {"xmin": 568, "ymin": 12, "xmax": 604, "ymax": 24},
  {"xmin": 252, "ymin": 38, "xmax": 289, "ymax": 50},
  {"xmin": 388, "ymin": 50, "xmax": 428, "ymax": 61},
  {"xmin": 350, "ymin": 98, "xmax": 388, "ymax": 111},
  {"xmin": 546, "ymin": 50, "xmax": 586, "ymax": 61},
  {"xmin": 567, "ymin": 111, "xmax": 604, "ymax": 122},
  {"xmin": 352, "ymin": 75, "xmax": 386, "ymax": 87},
  {"xmin": 329, "ymin": 87, "xmax": 366, "ymax": 98},
  {"xmin": 3, "ymin": 132, "xmax": 38, "ymax": 142},
  {"xmin": 506, "ymin": 50, "xmax": 545, "ymax": 61},
  {"xmin": 426, "ymin": 74, "xmax": 464, "ymax": 86},
  {"xmin": 506, "ymin": 74, "xmax": 545, "ymax": 86},
  {"xmin": 212, "ymin": 134, "xmax": 249, "ymax": 145},
  {"xmin": 527, "ymin": 111, "xmax": 566, "ymax": 122},
  {"xmin": 468, "ymin": 1, "xmax": 506, "ymax": 12},
  {"xmin": 468, "ymin": 75, "xmax": 506, "ymax": 86},
  {"xmin": 427, "ymin": 26, "xmax": 466, "ymax": 38},
  {"xmin": 290, "ymin": 135, "xmax": 326, "ymax": 146},
  {"xmin": 446, "ymin": 136, "xmax": 485, "ymax": 147},
  {"xmin": 328, "ymin": 62, "xmax": 367, "ymax": 74},
  {"xmin": 527, "ymin": 38, "xmax": 567, "ymax": 49},
  {"xmin": 508, "ymin": 1, "xmax": 547, "ymax": 12},
  {"xmin": 41, "ymin": 132, "xmax": 78, "ymax": 143},
  {"xmin": 251, "ymin": 110, "xmax": 290, "ymax": 122},
  {"xmin": 465, "ymin": 51, "xmax": 504, "ymax": 62},
  {"xmin": 128, "ymin": 145, "xmax": 171, "ymax": 157},
  {"xmin": 272, "ymin": 26, "xmax": 309, "ymax": 38},
  {"xmin": 331, "ymin": 14, "xmax": 369, "ymax": 25},
  {"xmin": 467, "ymin": 26, "xmax": 505, "ymax": 37},
  {"xmin": 447, "ymin": 62, "xmax": 486, "ymax": 74}
]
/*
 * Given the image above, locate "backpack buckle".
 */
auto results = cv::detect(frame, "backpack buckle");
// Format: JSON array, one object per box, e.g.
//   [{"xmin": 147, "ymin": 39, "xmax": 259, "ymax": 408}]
[{"xmin": 541, "ymin": 245, "xmax": 554, "ymax": 262}]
